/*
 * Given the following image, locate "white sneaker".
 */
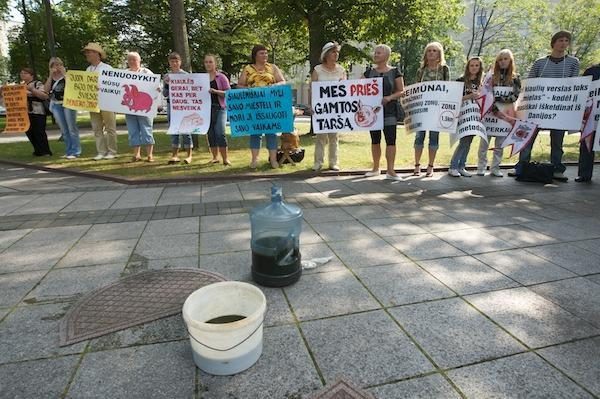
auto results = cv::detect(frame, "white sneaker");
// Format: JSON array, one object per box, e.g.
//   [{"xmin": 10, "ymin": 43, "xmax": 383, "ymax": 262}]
[
  {"xmin": 385, "ymin": 173, "xmax": 402, "ymax": 181},
  {"xmin": 312, "ymin": 163, "xmax": 322, "ymax": 171},
  {"xmin": 448, "ymin": 169, "xmax": 461, "ymax": 177},
  {"xmin": 92, "ymin": 154, "xmax": 104, "ymax": 161},
  {"xmin": 65, "ymin": 155, "xmax": 77, "ymax": 160},
  {"xmin": 104, "ymin": 153, "xmax": 116, "ymax": 160},
  {"xmin": 330, "ymin": 165, "xmax": 340, "ymax": 171},
  {"xmin": 364, "ymin": 170, "xmax": 380, "ymax": 177},
  {"xmin": 458, "ymin": 168, "xmax": 472, "ymax": 177},
  {"xmin": 477, "ymin": 168, "xmax": 486, "ymax": 176},
  {"xmin": 491, "ymin": 168, "xmax": 503, "ymax": 177}
]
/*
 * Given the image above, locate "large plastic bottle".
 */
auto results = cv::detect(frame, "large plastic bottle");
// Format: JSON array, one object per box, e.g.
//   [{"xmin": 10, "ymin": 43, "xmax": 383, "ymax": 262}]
[{"xmin": 250, "ymin": 186, "xmax": 302, "ymax": 287}]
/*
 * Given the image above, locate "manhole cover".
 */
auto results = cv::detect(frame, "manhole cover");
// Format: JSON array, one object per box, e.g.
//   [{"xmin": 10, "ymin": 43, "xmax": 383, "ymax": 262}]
[
  {"xmin": 310, "ymin": 377, "xmax": 375, "ymax": 399},
  {"xmin": 59, "ymin": 269, "xmax": 226, "ymax": 346}
]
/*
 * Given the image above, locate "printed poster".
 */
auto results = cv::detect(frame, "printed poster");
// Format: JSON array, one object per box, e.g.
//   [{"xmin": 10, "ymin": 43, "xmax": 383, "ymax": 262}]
[
  {"xmin": 311, "ymin": 78, "xmax": 383, "ymax": 133},
  {"xmin": 98, "ymin": 69, "xmax": 161, "ymax": 117},
  {"xmin": 401, "ymin": 81, "xmax": 464, "ymax": 134},
  {"xmin": 63, "ymin": 70, "xmax": 100, "ymax": 112},
  {"xmin": 1, "ymin": 84, "xmax": 30, "ymax": 133},
  {"xmin": 225, "ymin": 85, "xmax": 294, "ymax": 137},
  {"xmin": 167, "ymin": 73, "xmax": 211, "ymax": 135}
]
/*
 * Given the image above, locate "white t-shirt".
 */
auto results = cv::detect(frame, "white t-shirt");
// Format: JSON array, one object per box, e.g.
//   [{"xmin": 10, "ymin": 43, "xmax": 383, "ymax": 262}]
[{"xmin": 86, "ymin": 62, "xmax": 112, "ymax": 72}]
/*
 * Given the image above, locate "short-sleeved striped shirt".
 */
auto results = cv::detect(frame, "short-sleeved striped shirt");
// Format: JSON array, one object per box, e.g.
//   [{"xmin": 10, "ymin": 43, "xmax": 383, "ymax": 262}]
[{"xmin": 528, "ymin": 55, "xmax": 580, "ymax": 78}]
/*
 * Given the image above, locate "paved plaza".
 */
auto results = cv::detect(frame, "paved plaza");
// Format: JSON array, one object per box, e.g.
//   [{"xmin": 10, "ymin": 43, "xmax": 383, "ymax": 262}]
[{"xmin": 0, "ymin": 163, "xmax": 599, "ymax": 398}]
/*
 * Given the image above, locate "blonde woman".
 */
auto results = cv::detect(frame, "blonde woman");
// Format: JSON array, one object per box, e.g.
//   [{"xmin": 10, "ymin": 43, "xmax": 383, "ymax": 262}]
[
  {"xmin": 413, "ymin": 42, "xmax": 450, "ymax": 177},
  {"xmin": 363, "ymin": 44, "xmax": 404, "ymax": 180},
  {"xmin": 478, "ymin": 49, "xmax": 521, "ymax": 177},
  {"xmin": 44, "ymin": 57, "xmax": 81, "ymax": 159},
  {"xmin": 312, "ymin": 41, "xmax": 346, "ymax": 171}
]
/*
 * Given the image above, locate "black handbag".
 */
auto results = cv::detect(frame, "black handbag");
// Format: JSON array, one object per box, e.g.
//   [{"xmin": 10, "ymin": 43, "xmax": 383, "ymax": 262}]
[
  {"xmin": 516, "ymin": 162, "xmax": 554, "ymax": 184},
  {"xmin": 276, "ymin": 148, "xmax": 305, "ymax": 164}
]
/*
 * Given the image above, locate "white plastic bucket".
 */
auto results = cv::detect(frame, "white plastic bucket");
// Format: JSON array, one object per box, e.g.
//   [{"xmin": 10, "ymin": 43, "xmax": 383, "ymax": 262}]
[{"xmin": 182, "ymin": 281, "xmax": 267, "ymax": 375}]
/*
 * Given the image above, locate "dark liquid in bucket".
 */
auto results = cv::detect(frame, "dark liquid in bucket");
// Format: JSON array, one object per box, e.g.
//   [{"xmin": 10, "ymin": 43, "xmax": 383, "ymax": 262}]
[
  {"xmin": 252, "ymin": 236, "xmax": 301, "ymax": 287},
  {"xmin": 205, "ymin": 315, "xmax": 246, "ymax": 324}
]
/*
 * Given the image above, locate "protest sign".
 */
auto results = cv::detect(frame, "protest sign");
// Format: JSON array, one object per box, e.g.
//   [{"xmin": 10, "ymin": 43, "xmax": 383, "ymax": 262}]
[
  {"xmin": 452, "ymin": 99, "xmax": 487, "ymax": 146},
  {"xmin": 98, "ymin": 69, "xmax": 161, "ymax": 117},
  {"xmin": 594, "ymin": 130, "xmax": 600, "ymax": 152},
  {"xmin": 477, "ymin": 70, "xmax": 495, "ymax": 118},
  {"xmin": 482, "ymin": 87, "xmax": 517, "ymax": 137},
  {"xmin": 499, "ymin": 119, "xmax": 538, "ymax": 157},
  {"xmin": 167, "ymin": 73, "xmax": 211, "ymax": 135},
  {"xmin": 63, "ymin": 70, "xmax": 100, "ymax": 112},
  {"xmin": 1, "ymin": 85, "xmax": 30, "ymax": 133},
  {"xmin": 225, "ymin": 85, "xmax": 293, "ymax": 137},
  {"xmin": 311, "ymin": 78, "xmax": 383, "ymax": 133},
  {"xmin": 401, "ymin": 81, "xmax": 464, "ymax": 134},
  {"xmin": 581, "ymin": 80, "xmax": 600, "ymax": 144},
  {"xmin": 516, "ymin": 76, "xmax": 592, "ymax": 130}
]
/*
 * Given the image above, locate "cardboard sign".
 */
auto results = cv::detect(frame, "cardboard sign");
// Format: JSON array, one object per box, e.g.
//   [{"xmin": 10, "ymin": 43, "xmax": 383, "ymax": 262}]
[
  {"xmin": 167, "ymin": 73, "xmax": 211, "ymax": 135},
  {"xmin": 63, "ymin": 70, "xmax": 100, "ymax": 112},
  {"xmin": 1, "ymin": 85, "xmax": 30, "ymax": 133},
  {"xmin": 225, "ymin": 85, "xmax": 294, "ymax": 137},
  {"xmin": 401, "ymin": 81, "xmax": 464, "ymax": 134},
  {"xmin": 98, "ymin": 69, "xmax": 161, "ymax": 117},
  {"xmin": 516, "ymin": 76, "xmax": 592, "ymax": 130},
  {"xmin": 311, "ymin": 78, "xmax": 383, "ymax": 133}
]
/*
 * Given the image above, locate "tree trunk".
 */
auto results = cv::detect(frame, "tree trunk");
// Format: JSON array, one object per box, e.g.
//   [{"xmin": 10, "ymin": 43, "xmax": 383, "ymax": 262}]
[
  {"xmin": 42, "ymin": 0, "xmax": 56, "ymax": 58},
  {"xmin": 307, "ymin": 11, "xmax": 326, "ymax": 71},
  {"xmin": 169, "ymin": 0, "xmax": 191, "ymax": 71}
]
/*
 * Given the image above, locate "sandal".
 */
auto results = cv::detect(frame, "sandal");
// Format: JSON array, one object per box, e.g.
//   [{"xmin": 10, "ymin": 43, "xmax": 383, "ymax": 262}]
[
  {"xmin": 131, "ymin": 156, "xmax": 142, "ymax": 163},
  {"xmin": 413, "ymin": 163, "xmax": 421, "ymax": 176},
  {"xmin": 146, "ymin": 157, "xmax": 155, "ymax": 163},
  {"xmin": 223, "ymin": 160, "xmax": 232, "ymax": 166},
  {"xmin": 426, "ymin": 164, "xmax": 434, "ymax": 177},
  {"xmin": 168, "ymin": 157, "xmax": 180, "ymax": 165},
  {"xmin": 210, "ymin": 159, "xmax": 219, "ymax": 164},
  {"xmin": 183, "ymin": 157, "xmax": 192, "ymax": 164}
]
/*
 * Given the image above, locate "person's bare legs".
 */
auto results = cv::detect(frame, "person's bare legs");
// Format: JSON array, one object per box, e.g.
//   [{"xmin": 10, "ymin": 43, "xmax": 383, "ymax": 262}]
[
  {"xmin": 427, "ymin": 148, "xmax": 437, "ymax": 176},
  {"xmin": 250, "ymin": 149, "xmax": 259, "ymax": 168},
  {"xmin": 146, "ymin": 144, "xmax": 154, "ymax": 161},
  {"xmin": 414, "ymin": 148, "xmax": 423, "ymax": 174},
  {"xmin": 370, "ymin": 144, "xmax": 381, "ymax": 172},
  {"xmin": 386, "ymin": 145, "xmax": 397, "ymax": 176},
  {"xmin": 132, "ymin": 145, "xmax": 141, "ymax": 161},
  {"xmin": 269, "ymin": 149, "xmax": 278, "ymax": 168},
  {"xmin": 210, "ymin": 147, "xmax": 218, "ymax": 162},
  {"xmin": 219, "ymin": 147, "xmax": 230, "ymax": 165}
]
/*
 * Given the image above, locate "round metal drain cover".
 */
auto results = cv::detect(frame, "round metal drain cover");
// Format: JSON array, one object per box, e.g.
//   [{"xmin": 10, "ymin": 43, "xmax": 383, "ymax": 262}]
[{"xmin": 59, "ymin": 269, "xmax": 226, "ymax": 346}]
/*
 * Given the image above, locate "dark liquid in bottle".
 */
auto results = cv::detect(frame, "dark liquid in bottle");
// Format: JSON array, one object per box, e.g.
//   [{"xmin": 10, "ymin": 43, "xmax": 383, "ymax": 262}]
[
  {"xmin": 205, "ymin": 315, "xmax": 247, "ymax": 324},
  {"xmin": 252, "ymin": 236, "xmax": 301, "ymax": 287}
]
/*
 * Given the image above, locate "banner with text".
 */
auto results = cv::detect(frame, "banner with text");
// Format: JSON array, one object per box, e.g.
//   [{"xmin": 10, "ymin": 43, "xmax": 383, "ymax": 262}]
[
  {"xmin": 311, "ymin": 78, "xmax": 383, "ymax": 133},
  {"xmin": 98, "ymin": 69, "xmax": 161, "ymax": 117},
  {"xmin": 1, "ymin": 85, "xmax": 30, "ymax": 133},
  {"xmin": 167, "ymin": 73, "xmax": 211, "ymax": 135},
  {"xmin": 482, "ymin": 87, "xmax": 517, "ymax": 137},
  {"xmin": 581, "ymin": 80, "xmax": 600, "ymax": 142},
  {"xmin": 63, "ymin": 70, "xmax": 100, "ymax": 112},
  {"xmin": 225, "ymin": 85, "xmax": 293, "ymax": 137},
  {"xmin": 452, "ymin": 99, "xmax": 487, "ymax": 146},
  {"xmin": 516, "ymin": 76, "xmax": 592, "ymax": 130},
  {"xmin": 401, "ymin": 81, "xmax": 464, "ymax": 134}
]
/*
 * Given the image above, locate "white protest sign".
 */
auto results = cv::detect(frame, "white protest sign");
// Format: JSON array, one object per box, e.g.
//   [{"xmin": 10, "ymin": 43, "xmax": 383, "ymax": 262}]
[
  {"xmin": 594, "ymin": 131, "xmax": 600, "ymax": 152},
  {"xmin": 311, "ymin": 78, "xmax": 383, "ymax": 133},
  {"xmin": 167, "ymin": 73, "xmax": 211, "ymax": 135},
  {"xmin": 477, "ymin": 70, "xmax": 494, "ymax": 117},
  {"xmin": 98, "ymin": 69, "xmax": 161, "ymax": 117},
  {"xmin": 499, "ymin": 119, "xmax": 538, "ymax": 157},
  {"xmin": 516, "ymin": 76, "xmax": 592, "ymax": 130},
  {"xmin": 452, "ymin": 99, "xmax": 487, "ymax": 146},
  {"xmin": 482, "ymin": 87, "xmax": 517, "ymax": 137},
  {"xmin": 581, "ymin": 80, "xmax": 600, "ymax": 141},
  {"xmin": 401, "ymin": 81, "xmax": 464, "ymax": 134}
]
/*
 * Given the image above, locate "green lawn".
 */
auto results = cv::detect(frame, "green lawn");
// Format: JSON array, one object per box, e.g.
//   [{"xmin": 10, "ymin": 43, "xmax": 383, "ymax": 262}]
[{"xmin": 0, "ymin": 123, "xmax": 583, "ymax": 180}]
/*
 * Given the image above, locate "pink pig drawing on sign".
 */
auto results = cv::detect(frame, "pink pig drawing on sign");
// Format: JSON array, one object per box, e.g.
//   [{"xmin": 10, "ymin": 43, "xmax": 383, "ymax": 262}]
[{"xmin": 121, "ymin": 84, "xmax": 154, "ymax": 113}]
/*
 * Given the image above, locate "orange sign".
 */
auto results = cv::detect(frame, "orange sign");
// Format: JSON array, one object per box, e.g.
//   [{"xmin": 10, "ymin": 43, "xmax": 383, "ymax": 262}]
[{"xmin": 2, "ymin": 85, "xmax": 30, "ymax": 133}]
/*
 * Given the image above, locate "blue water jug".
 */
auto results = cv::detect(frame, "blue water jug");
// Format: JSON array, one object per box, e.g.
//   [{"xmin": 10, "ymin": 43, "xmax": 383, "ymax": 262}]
[{"xmin": 250, "ymin": 186, "xmax": 303, "ymax": 287}]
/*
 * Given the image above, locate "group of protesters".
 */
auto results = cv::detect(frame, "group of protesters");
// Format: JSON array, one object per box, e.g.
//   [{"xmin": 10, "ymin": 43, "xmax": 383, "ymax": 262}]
[{"xmin": 14, "ymin": 30, "xmax": 600, "ymax": 183}]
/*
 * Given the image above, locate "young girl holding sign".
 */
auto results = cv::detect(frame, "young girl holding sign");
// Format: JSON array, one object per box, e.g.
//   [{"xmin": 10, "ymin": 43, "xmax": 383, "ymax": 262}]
[
  {"xmin": 478, "ymin": 49, "xmax": 521, "ymax": 177},
  {"xmin": 414, "ymin": 42, "xmax": 450, "ymax": 177},
  {"xmin": 363, "ymin": 44, "xmax": 404, "ymax": 180},
  {"xmin": 448, "ymin": 57, "xmax": 483, "ymax": 177}
]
